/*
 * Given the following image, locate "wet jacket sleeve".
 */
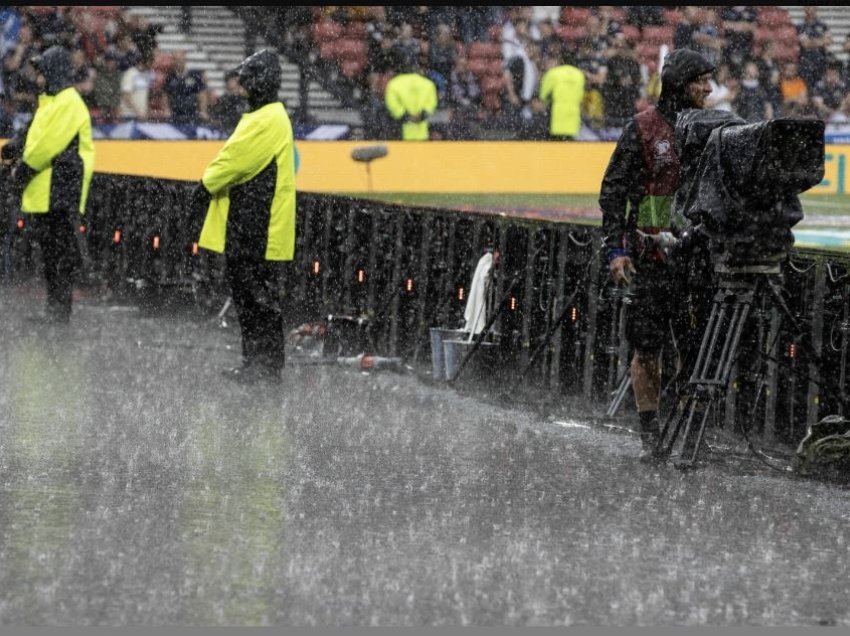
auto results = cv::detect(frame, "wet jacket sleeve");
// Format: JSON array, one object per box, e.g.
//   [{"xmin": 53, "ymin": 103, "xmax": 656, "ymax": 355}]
[
  {"xmin": 385, "ymin": 81, "xmax": 405, "ymax": 120},
  {"xmin": 22, "ymin": 96, "xmax": 79, "ymax": 173},
  {"xmin": 201, "ymin": 115, "xmax": 277, "ymax": 195},
  {"xmin": 599, "ymin": 120, "xmax": 645, "ymax": 258}
]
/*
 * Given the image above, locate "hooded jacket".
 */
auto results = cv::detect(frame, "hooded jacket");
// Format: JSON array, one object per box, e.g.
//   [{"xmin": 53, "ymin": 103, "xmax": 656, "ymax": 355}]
[
  {"xmin": 197, "ymin": 50, "xmax": 295, "ymax": 261},
  {"xmin": 19, "ymin": 46, "xmax": 95, "ymax": 214},
  {"xmin": 599, "ymin": 48, "xmax": 715, "ymax": 258}
]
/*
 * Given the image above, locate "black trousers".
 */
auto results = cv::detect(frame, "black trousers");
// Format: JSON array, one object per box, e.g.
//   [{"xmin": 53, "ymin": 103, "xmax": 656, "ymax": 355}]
[
  {"xmin": 225, "ymin": 255, "xmax": 286, "ymax": 370},
  {"xmin": 30, "ymin": 207, "xmax": 80, "ymax": 319}
]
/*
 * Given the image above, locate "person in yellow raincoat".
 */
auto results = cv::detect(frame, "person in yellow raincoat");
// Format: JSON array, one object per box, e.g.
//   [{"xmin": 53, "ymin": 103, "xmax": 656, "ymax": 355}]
[
  {"xmin": 191, "ymin": 49, "xmax": 295, "ymax": 383},
  {"xmin": 1, "ymin": 45, "xmax": 94, "ymax": 323},
  {"xmin": 384, "ymin": 56, "xmax": 438, "ymax": 141}
]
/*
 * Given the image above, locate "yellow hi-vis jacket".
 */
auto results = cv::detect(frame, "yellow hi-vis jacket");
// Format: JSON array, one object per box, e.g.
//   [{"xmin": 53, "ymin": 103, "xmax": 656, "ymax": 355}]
[
  {"xmin": 384, "ymin": 73, "xmax": 438, "ymax": 141},
  {"xmin": 22, "ymin": 87, "xmax": 94, "ymax": 214},
  {"xmin": 539, "ymin": 64, "xmax": 586, "ymax": 138},
  {"xmin": 198, "ymin": 101, "xmax": 296, "ymax": 261}
]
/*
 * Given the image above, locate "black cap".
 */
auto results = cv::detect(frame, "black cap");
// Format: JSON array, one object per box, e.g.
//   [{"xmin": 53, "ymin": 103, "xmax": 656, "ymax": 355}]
[{"xmin": 661, "ymin": 48, "xmax": 716, "ymax": 88}]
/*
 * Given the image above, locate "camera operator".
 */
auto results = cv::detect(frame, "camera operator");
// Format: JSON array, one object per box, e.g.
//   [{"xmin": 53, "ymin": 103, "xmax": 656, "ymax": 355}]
[{"xmin": 599, "ymin": 48, "xmax": 715, "ymax": 462}]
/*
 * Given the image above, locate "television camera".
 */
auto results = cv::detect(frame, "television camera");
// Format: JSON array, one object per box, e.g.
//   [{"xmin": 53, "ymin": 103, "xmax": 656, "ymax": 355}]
[{"xmin": 653, "ymin": 111, "xmax": 825, "ymax": 468}]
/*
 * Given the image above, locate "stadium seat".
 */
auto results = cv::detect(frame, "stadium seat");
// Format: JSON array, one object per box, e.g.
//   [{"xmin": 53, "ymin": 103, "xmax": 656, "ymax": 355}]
[
  {"xmin": 641, "ymin": 25, "xmax": 674, "ymax": 46},
  {"xmin": 341, "ymin": 59, "xmax": 365, "ymax": 79},
  {"xmin": 558, "ymin": 25, "xmax": 589, "ymax": 45},
  {"xmin": 773, "ymin": 24, "xmax": 799, "ymax": 46},
  {"xmin": 467, "ymin": 58, "xmax": 488, "ymax": 78},
  {"xmin": 488, "ymin": 24, "xmax": 502, "ymax": 43},
  {"xmin": 662, "ymin": 9, "xmax": 684, "ymax": 26},
  {"xmin": 319, "ymin": 41, "xmax": 338, "ymax": 60},
  {"xmin": 153, "ymin": 52, "xmax": 173, "ymax": 74},
  {"xmin": 334, "ymin": 38, "xmax": 367, "ymax": 62},
  {"xmin": 758, "ymin": 8, "xmax": 792, "ymax": 29},
  {"xmin": 560, "ymin": 7, "xmax": 593, "ymax": 26},
  {"xmin": 312, "ymin": 20, "xmax": 343, "ymax": 44},
  {"xmin": 343, "ymin": 22, "xmax": 368, "ymax": 39},
  {"xmin": 486, "ymin": 59, "xmax": 503, "ymax": 78},
  {"xmin": 622, "ymin": 25, "xmax": 640, "ymax": 44},
  {"xmin": 467, "ymin": 42, "xmax": 500, "ymax": 61}
]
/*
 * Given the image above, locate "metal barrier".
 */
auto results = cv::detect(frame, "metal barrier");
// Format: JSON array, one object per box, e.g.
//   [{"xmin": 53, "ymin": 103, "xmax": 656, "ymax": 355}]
[{"xmin": 2, "ymin": 173, "xmax": 848, "ymax": 448}]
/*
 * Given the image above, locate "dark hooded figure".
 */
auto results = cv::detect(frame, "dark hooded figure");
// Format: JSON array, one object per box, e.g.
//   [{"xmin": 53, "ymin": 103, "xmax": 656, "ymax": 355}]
[
  {"xmin": 598, "ymin": 48, "xmax": 714, "ymax": 462},
  {"xmin": 0, "ymin": 45, "xmax": 95, "ymax": 323},
  {"xmin": 190, "ymin": 49, "xmax": 295, "ymax": 384}
]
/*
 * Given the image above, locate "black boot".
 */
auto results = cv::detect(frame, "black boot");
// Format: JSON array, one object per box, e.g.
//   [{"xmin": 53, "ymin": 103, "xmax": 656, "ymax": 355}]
[{"xmin": 638, "ymin": 411, "xmax": 661, "ymax": 463}]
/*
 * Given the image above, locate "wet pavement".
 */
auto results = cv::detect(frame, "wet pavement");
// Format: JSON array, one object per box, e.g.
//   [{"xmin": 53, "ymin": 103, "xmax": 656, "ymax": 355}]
[{"xmin": 2, "ymin": 283, "xmax": 850, "ymax": 627}]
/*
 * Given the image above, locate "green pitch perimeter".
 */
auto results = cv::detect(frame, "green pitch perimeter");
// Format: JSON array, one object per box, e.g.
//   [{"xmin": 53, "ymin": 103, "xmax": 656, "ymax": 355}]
[{"xmin": 345, "ymin": 192, "xmax": 850, "ymax": 252}]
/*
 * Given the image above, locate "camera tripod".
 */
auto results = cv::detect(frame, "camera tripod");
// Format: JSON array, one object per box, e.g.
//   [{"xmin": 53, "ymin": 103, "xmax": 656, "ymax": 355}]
[{"xmin": 655, "ymin": 259, "xmax": 797, "ymax": 469}]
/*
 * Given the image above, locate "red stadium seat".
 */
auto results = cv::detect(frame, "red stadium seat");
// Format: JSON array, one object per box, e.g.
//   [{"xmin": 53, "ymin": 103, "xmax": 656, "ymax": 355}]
[
  {"xmin": 343, "ymin": 22, "xmax": 367, "ymax": 39},
  {"xmin": 341, "ymin": 59, "xmax": 365, "ymax": 79},
  {"xmin": 774, "ymin": 43, "xmax": 800, "ymax": 64},
  {"xmin": 558, "ymin": 25, "xmax": 589, "ymax": 45},
  {"xmin": 480, "ymin": 76, "xmax": 503, "ymax": 95},
  {"xmin": 560, "ymin": 7, "xmax": 593, "ymax": 26},
  {"xmin": 641, "ymin": 25, "xmax": 674, "ymax": 46},
  {"xmin": 773, "ymin": 25, "xmax": 799, "ymax": 46},
  {"xmin": 312, "ymin": 20, "xmax": 343, "ymax": 44},
  {"xmin": 486, "ymin": 59, "xmax": 503, "ymax": 78},
  {"xmin": 153, "ymin": 52, "xmax": 173, "ymax": 73},
  {"xmin": 319, "ymin": 41, "xmax": 338, "ymax": 60},
  {"xmin": 621, "ymin": 25, "xmax": 640, "ymax": 44},
  {"xmin": 468, "ymin": 42, "xmax": 500, "ymax": 61},
  {"xmin": 467, "ymin": 57, "xmax": 488, "ymax": 78},
  {"xmin": 334, "ymin": 38, "xmax": 367, "ymax": 62},
  {"xmin": 662, "ymin": 9, "xmax": 684, "ymax": 26},
  {"xmin": 488, "ymin": 24, "xmax": 502, "ymax": 43},
  {"xmin": 759, "ymin": 8, "xmax": 792, "ymax": 29}
]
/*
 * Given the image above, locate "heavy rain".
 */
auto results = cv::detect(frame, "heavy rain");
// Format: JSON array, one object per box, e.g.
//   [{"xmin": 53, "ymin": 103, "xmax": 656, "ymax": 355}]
[{"xmin": 2, "ymin": 4, "xmax": 850, "ymax": 628}]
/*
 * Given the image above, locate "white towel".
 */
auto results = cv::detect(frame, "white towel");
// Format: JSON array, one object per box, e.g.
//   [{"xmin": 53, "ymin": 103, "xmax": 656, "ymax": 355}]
[{"xmin": 463, "ymin": 252, "xmax": 493, "ymax": 338}]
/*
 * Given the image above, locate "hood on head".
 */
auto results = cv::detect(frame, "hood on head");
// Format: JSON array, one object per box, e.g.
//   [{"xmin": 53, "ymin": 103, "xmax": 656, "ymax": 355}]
[
  {"xmin": 234, "ymin": 49, "xmax": 281, "ymax": 109},
  {"xmin": 31, "ymin": 45, "xmax": 73, "ymax": 95},
  {"xmin": 657, "ymin": 48, "xmax": 715, "ymax": 117}
]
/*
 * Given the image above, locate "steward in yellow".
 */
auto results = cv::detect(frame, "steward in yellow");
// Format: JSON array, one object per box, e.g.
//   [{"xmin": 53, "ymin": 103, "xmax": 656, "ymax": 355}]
[
  {"xmin": 384, "ymin": 58, "xmax": 438, "ymax": 141},
  {"xmin": 539, "ymin": 50, "xmax": 586, "ymax": 140},
  {"xmin": 191, "ymin": 49, "xmax": 295, "ymax": 384},
  {"xmin": 1, "ymin": 45, "xmax": 95, "ymax": 323}
]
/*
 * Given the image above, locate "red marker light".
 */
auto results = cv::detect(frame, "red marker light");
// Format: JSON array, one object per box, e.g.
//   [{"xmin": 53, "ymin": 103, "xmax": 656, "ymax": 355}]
[
  {"xmin": 79, "ymin": 224, "xmax": 86, "ymax": 234},
  {"xmin": 312, "ymin": 260, "xmax": 320, "ymax": 274},
  {"xmin": 15, "ymin": 218, "xmax": 25, "ymax": 230},
  {"xmin": 113, "ymin": 229, "xmax": 122, "ymax": 244},
  {"xmin": 405, "ymin": 278, "xmax": 414, "ymax": 292},
  {"xmin": 510, "ymin": 297, "xmax": 517, "ymax": 311},
  {"xmin": 457, "ymin": 287, "xmax": 464, "ymax": 301},
  {"xmin": 152, "ymin": 235, "xmax": 160, "ymax": 250},
  {"xmin": 191, "ymin": 242, "xmax": 199, "ymax": 255},
  {"xmin": 570, "ymin": 307, "xmax": 578, "ymax": 322},
  {"xmin": 788, "ymin": 343, "xmax": 797, "ymax": 359},
  {"xmin": 357, "ymin": 269, "xmax": 365, "ymax": 283}
]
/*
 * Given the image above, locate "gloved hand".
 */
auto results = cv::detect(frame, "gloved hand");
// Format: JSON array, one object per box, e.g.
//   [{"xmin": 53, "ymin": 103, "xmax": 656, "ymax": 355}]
[{"xmin": 188, "ymin": 181, "xmax": 212, "ymax": 237}]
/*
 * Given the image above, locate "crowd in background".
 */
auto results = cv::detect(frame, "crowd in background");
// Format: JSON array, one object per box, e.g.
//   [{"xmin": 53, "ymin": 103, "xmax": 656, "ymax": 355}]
[{"xmin": 3, "ymin": 6, "xmax": 850, "ymax": 141}]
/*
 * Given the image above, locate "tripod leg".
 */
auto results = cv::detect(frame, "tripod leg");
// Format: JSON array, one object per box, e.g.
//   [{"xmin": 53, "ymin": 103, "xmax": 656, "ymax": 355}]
[
  {"xmin": 674, "ymin": 396, "xmax": 714, "ymax": 469},
  {"xmin": 605, "ymin": 370, "xmax": 631, "ymax": 418}
]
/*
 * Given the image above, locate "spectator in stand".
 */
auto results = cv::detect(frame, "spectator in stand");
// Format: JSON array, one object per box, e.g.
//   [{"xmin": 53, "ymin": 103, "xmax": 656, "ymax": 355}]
[
  {"xmin": 812, "ymin": 61, "xmax": 850, "ymax": 123},
  {"xmin": 843, "ymin": 35, "xmax": 850, "ymax": 87},
  {"xmin": 91, "ymin": 51, "xmax": 122, "ymax": 123},
  {"xmin": 501, "ymin": 6, "xmax": 541, "ymax": 49},
  {"xmin": 163, "ymin": 49, "xmax": 209, "ymax": 125},
  {"xmin": 597, "ymin": 6, "xmax": 625, "ymax": 40},
  {"xmin": 446, "ymin": 53, "xmax": 481, "ymax": 140},
  {"xmin": 119, "ymin": 55, "xmax": 154, "ymax": 121},
  {"xmin": 673, "ymin": 7, "xmax": 700, "ymax": 51},
  {"xmin": 755, "ymin": 39, "xmax": 783, "ymax": 116},
  {"xmin": 705, "ymin": 62, "xmax": 737, "ymax": 112},
  {"xmin": 384, "ymin": 56, "xmax": 437, "ymax": 140},
  {"xmin": 71, "ymin": 9, "xmax": 109, "ymax": 64},
  {"xmin": 28, "ymin": 6, "xmax": 73, "ymax": 49},
  {"xmin": 539, "ymin": 47, "xmax": 585, "ymax": 140},
  {"xmin": 279, "ymin": 8, "xmax": 314, "ymax": 123},
  {"xmin": 365, "ymin": 12, "xmax": 396, "ymax": 77},
  {"xmin": 127, "ymin": 14, "xmax": 161, "ymax": 65},
  {"xmin": 797, "ymin": 6, "xmax": 832, "ymax": 91},
  {"xmin": 427, "ymin": 22, "xmax": 456, "ymax": 92},
  {"xmin": 209, "ymin": 69, "xmax": 248, "ymax": 135},
  {"xmin": 691, "ymin": 8, "xmax": 726, "ymax": 68},
  {"xmin": 733, "ymin": 60, "xmax": 773, "ymax": 122},
  {"xmin": 3, "ymin": 22, "xmax": 40, "ymax": 118},
  {"xmin": 600, "ymin": 32, "xmax": 641, "ymax": 129},
  {"xmin": 779, "ymin": 60, "xmax": 809, "ymax": 118},
  {"xmin": 0, "ymin": 7, "xmax": 21, "ymax": 60},
  {"xmin": 536, "ymin": 18, "xmax": 561, "ymax": 60},
  {"xmin": 391, "ymin": 22, "xmax": 421, "ymax": 72},
  {"xmin": 624, "ymin": 6, "xmax": 665, "ymax": 30},
  {"xmin": 70, "ymin": 46, "xmax": 96, "ymax": 108},
  {"xmin": 501, "ymin": 17, "xmax": 540, "ymax": 133},
  {"xmin": 112, "ymin": 32, "xmax": 140, "ymax": 73},
  {"xmin": 573, "ymin": 37, "xmax": 606, "ymax": 131},
  {"xmin": 718, "ymin": 6, "xmax": 758, "ymax": 75},
  {"xmin": 457, "ymin": 7, "xmax": 498, "ymax": 45}
]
